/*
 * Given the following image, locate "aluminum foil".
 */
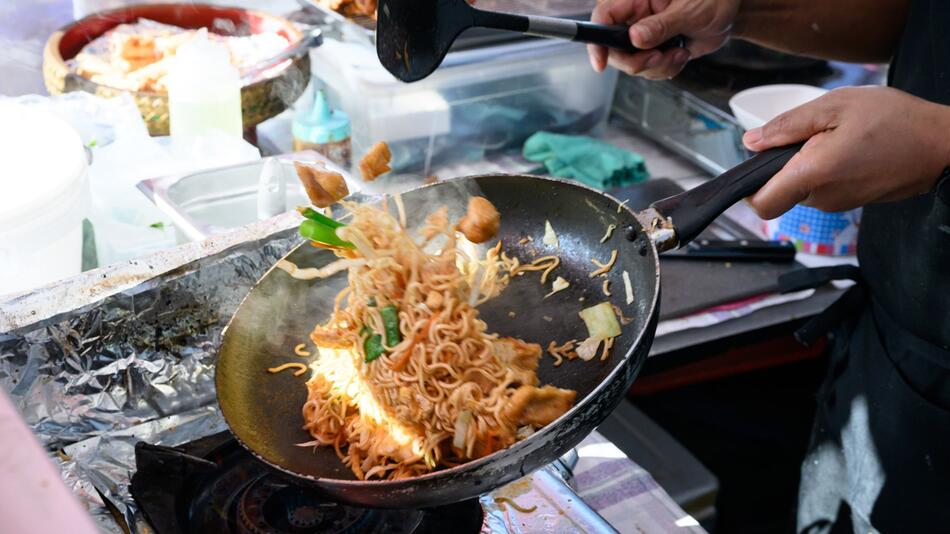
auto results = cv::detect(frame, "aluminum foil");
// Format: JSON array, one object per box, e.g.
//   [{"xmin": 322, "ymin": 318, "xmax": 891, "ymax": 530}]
[
  {"xmin": 59, "ymin": 406, "xmax": 227, "ymax": 532},
  {"xmin": 0, "ymin": 227, "xmax": 297, "ymax": 448},
  {"xmin": 0, "ymin": 222, "xmax": 300, "ymax": 532}
]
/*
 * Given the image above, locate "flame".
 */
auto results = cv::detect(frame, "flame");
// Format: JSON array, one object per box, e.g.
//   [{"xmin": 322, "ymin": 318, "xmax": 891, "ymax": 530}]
[{"xmin": 309, "ymin": 345, "xmax": 425, "ymax": 456}]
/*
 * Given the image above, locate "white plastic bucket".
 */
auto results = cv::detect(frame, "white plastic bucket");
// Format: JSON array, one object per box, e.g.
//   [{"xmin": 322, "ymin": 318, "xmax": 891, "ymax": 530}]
[{"xmin": 0, "ymin": 103, "xmax": 88, "ymax": 296}]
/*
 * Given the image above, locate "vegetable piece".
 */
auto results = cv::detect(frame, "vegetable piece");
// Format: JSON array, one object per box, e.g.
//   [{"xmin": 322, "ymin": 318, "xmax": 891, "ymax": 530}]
[
  {"xmin": 297, "ymin": 206, "xmax": 345, "ymax": 228},
  {"xmin": 362, "ymin": 326, "xmax": 385, "ymax": 362},
  {"xmin": 543, "ymin": 220, "xmax": 559, "ymax": 248},
  {"xmin": 295, "ymin": 161, "xmax": 349, "ymax": 207},
  {"xmin": 579, "ymin": 302, "xmax": 622, "ymax": 340},
  {"xmin": 622, "ymin": 270, "xmax": 634, "ymax": 304},
  {"xmin": 544, "ymin": 276, "xmax": 570, "ymax": 298},
  {"xmin": 299, "ymin": 219, "xmax": 354, "ymax": 249},
  {"xmin": 575, "ymin": 337, "xmax": 600, "ymax": 361},
  {"xmin": 458, "ymin": 196, "xmax": 501, "ymax": 243},
  {"xmin": 380, "ymin": 305, "xmax": 402, "ymax": 346},
  {"xmin": 359, "ymin": 141, "xmax": 392, "ymax": 181},
  {"xmin": 453, "ymin": 410, "xmax": 473, "ymax": 449}
]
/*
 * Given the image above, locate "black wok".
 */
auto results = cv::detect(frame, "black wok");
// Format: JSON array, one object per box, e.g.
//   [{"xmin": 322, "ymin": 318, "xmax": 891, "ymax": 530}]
[{"xmin": 215, "ymin": 144, "xmax": 801, "ymax": 508}]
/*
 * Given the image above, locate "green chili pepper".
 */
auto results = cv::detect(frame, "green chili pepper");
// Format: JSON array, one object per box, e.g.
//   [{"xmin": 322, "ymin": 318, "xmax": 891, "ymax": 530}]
[
  {"xmin": 299, "ymin": 219, "xmax": 354, "ymax": 249},
  {"xmin": 380, "ymin": 305, "xmax": 401, "ymax": 347},
  {"xmin": 362, "ymin": 326, "xmax": 385, "ymax": 362}
]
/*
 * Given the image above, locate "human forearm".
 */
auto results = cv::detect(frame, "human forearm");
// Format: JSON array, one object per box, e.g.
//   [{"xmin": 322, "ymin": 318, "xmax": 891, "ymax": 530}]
[{"xmin": 733, "ymin": 0, "xmax": 912, "ymax": 63}]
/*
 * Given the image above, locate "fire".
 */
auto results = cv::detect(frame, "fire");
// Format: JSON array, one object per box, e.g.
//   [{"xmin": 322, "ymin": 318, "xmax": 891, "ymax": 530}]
[{"xmin": 309, "ymin": 345, "xmax": 426, "ymax": 457}]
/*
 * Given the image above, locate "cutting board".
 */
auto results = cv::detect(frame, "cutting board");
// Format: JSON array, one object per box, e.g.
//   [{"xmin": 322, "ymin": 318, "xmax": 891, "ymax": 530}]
[{"xmin": 610, "ymin": 179, "xmax": 803, "ymax": 320}]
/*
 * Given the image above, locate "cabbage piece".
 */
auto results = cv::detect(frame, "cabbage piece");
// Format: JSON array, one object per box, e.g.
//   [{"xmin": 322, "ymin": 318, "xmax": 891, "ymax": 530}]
[{"xmin": 579, "ymin": 301, "xmax": 621, "ymax": 340}]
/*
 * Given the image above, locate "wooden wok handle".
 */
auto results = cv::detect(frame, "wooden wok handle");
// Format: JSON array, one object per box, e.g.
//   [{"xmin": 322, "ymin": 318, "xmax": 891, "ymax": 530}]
[{"xmin": 649, "ymin": 143, "xmax": 803, "ymax": 249}]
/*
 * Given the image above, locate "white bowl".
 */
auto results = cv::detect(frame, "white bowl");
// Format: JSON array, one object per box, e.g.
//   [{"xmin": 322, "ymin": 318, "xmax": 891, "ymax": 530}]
[{"xmin": 728, "ymin": 84, "xmax": 828, "ymax": 130}]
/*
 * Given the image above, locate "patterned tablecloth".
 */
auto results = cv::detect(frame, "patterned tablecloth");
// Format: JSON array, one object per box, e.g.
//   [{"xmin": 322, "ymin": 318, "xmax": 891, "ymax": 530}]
[{"xmin": 574, "ymin": 432, "xmax": 706, "ymax": 533}]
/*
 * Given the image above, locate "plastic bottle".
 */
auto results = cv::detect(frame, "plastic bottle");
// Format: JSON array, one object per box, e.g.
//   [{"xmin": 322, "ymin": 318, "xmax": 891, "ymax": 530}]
[
  {"xmin": 292, "ymin": 89, "xmax": 351, "ymax": 167},
  {"xmin": 167, "ymin": 30, "xmax": 243, "ymax": 139}
]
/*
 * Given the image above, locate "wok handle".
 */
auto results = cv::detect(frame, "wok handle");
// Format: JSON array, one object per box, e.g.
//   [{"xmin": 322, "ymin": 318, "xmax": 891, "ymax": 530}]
[
  {"xmin": 648, "ymin": 143, "xmax": 803, "ymax": 250},
  {"xmin": 471, "ymin": 9, "xmax": 685, "ymax": 53}
]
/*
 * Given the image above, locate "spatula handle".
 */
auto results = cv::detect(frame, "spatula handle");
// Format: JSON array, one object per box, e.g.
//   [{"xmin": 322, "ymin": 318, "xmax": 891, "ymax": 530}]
[
  {"xmin": 573, "ymin": 21, "xmax": 685, "ymax": 53},
  {"xmin": 471, "ymin": 9, "xmax": 685, "ymax": 54}
]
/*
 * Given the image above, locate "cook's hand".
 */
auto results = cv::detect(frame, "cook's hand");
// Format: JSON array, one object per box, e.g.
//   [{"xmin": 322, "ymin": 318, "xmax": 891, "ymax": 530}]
[
  {"xmin": 743, "ymin": 86, "xmax": 950, "ymax": 219},
  {"xmin": 587, "ymin": 0, "xmax": 739, "ymax": 79}
]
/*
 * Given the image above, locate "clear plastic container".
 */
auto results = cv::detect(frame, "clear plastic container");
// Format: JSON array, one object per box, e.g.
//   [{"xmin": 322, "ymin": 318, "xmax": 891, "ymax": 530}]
[
  {"xmin": 167, "ymin": 31, "xmax": 243, "ymax": 140},
  {"xmin": 0, "ymin": 103, "xmax": 88, "ymax": 296},
  {"xmin": 310, "ymin": 38, "xmax": 619, "ymax": 190}
]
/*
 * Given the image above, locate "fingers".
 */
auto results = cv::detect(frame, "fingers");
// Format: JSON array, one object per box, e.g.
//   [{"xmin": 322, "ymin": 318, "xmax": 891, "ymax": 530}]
[
  {"xmin": 588, "ymin": 0, "xmax": 650, "ymax": 73},
  {"xmin": 747, "ymin": 134, "xmax": 843, "ymax": 219},
  {"xmin": 747, "ymin": 151, "xmax": 814, "ymax": 219},
  {"xmin": 588, "ymin": 44, "xmax": 608, "ymax": 72},
  {"xmin": 743, "ymin": 94, "xmax": 839, "ymax": 151},
  {"xmin": 629, "ymin": 1, "xmax": 686, "ymax": 49}
]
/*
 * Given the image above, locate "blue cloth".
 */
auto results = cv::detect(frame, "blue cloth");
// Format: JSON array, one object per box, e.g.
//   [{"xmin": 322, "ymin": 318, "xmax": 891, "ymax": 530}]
[{"xmin": 522, "ymin": 132, "xmax": 649, "ymax": 190}]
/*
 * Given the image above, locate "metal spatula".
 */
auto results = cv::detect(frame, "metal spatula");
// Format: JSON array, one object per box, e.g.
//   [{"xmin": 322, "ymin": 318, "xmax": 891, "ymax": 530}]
[{"xmin": 376, "ymin": 0, "xmax": 685, "ymax": 82}]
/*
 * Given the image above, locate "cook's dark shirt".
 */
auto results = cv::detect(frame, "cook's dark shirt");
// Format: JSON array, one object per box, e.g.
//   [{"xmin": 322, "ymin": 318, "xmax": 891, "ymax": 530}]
[{"xmin": 861, "ymin": 0, "xmax": 950, "ymax": 351}]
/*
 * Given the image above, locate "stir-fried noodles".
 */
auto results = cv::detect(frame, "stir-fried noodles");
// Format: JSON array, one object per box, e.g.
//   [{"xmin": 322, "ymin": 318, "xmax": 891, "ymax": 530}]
[{"xmin": 298, "ymin": 198, "xmax": 576, "ymax": 480}]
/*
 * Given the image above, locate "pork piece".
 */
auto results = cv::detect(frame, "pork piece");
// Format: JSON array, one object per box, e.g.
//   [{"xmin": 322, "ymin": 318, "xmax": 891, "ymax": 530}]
[
  {"xmin": 358, "ymin": 142, "xmax": 391, "ymax": 181},
  {"xmin": 458, "ymin": 196, "xmax": 500, "ymax": 244},
  {"xmin": 504, "ymin": 385, "xmax": 576, "ymax": 427},
  {"xmin": 295, "ymin": 161, "xmax": 349, "ymax": 207},
  {"xmin": 493, "ymin": 337, "xmax": 541, "ymax": 387}
]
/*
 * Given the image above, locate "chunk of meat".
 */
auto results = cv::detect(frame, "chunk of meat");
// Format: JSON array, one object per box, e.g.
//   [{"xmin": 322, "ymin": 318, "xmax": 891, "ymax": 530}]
[
  {"xmin": 504, "ymin": 385, "xmax": 576, "ymax": 427},
  {"xmin": 295, "ymin": 161, "xmax": 349, "ymax": 208},
  {"xmin": 457, "ymin": 197, "xmax": 500, "ymax": 244},
  {"xmin": 493, "ymin": 338, "xmax": 541, "ymax": 387},
  {"xmin": 358, "ymin": 142, "xmax": 392, "ymax": 181}
]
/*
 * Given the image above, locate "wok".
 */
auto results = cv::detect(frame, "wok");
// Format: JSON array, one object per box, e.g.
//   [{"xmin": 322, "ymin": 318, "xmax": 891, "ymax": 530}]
[{"xmin": 216, "ymin": 143, "xmax": 801, "ymax": 508}]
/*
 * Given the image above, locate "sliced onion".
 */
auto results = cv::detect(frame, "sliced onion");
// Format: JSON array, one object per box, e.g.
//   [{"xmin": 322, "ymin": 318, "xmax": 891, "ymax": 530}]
[
  {"xmin": 515, "ymin": 426, "xmax": 535, "ymax": 440},
  {"xmin": 544, "ymin": 276, "xmax": 570, "ymax": 298},
  {"xmin": 575, "ymin": 337, "xmax": 601, "ymax": 361},
  {"xmin": 543, "ymin": 220, "xmax": 559, "ymax": 248},
  {"xmin": 453, "ymin": 410, "xmax": 473, "ymax": 450}
]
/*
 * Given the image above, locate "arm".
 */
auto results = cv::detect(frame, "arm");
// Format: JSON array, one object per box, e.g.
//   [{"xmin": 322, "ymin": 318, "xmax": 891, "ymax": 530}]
[
  {"xmin": 734, "ymin": 0, "xmax": 912, "ymax": 63},
  {"xmin": 588, "ymin": 0, "xmax": 912, "ymax": 79}
]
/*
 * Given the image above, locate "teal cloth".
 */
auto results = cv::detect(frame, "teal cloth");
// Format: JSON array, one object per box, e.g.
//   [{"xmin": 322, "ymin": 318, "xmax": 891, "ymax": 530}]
[{"xmin": 522, "ymin": 132, "xmax": 649, "ymax": 190}]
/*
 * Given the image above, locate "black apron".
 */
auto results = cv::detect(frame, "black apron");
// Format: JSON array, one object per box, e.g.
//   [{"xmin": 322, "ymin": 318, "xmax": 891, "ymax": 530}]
[{"xmin": 797, "ymin": 0, "xmax": 950, "ymax": 532}]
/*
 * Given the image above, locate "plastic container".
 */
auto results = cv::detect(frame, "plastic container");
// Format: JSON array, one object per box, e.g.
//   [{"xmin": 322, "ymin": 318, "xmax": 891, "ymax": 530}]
[
  {"xmin": 167, "ymin": 31, "xmax": 243, "ymax": 139},
  {"xmin": 292, "ymin": 88, "xmax": 352, "ymax": 167},
  {"xmin": 137, "ymin": 151, "xmax": 357, "ymax": 242},
  {"xmin": 0, "ymin": 103, "xmax": 88, "ymax": 296},
  {"xmin": 728, "ymin": 84, "xmax": 828, "ymax": 130},
  {"xmin": 310, "ymin": 38, "xmax": 619, "ymax": 189}
]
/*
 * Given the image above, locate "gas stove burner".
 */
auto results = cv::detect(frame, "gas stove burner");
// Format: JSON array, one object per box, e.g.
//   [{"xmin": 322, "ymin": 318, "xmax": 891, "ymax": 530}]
[
  {"xmin": 130, "ymin": 432, "xmax": 482, "ymax": 534},
  {"xmin": 236, "ymin": 476, "xmax": 423, "ymax": 534}
]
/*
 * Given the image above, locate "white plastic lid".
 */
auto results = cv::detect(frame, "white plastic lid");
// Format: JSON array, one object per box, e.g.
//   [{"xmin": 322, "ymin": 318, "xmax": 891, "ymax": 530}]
[{"xmin": 0, "ymin": 102, "xmax": 87, "ymax": 227}]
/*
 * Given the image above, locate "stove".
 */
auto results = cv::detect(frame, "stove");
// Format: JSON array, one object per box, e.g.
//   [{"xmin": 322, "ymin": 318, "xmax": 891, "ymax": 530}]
[
  {"xmin": 611, "ymin": 55, "xmax": 886, "ymax": 175},
  {"xmin": 129, "ymin": 431, "xmax": 615, "ymax": 534}
]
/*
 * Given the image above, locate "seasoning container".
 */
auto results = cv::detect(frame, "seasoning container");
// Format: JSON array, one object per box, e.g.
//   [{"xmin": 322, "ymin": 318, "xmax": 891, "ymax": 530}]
[
  {"xmin": 167, "ymin": 30, "xmax": 243, "ymax": 139},
  {"xmin": 292, "ymin": 89, "xmax": 351, "ymax": 167}
]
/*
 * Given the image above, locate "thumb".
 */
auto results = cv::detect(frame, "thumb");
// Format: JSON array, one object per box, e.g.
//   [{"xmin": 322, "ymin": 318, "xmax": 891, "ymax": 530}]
[
  {"xmin": 743, "ymin": 96, "xmax": 837, "ymax": 152},
  {"xmin": 630, "ymin": 4, "xmax": 688, "ymax": 49}
]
